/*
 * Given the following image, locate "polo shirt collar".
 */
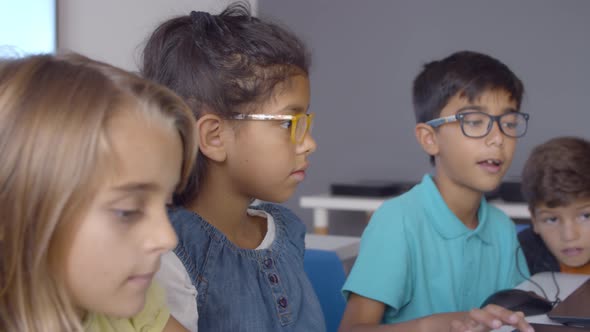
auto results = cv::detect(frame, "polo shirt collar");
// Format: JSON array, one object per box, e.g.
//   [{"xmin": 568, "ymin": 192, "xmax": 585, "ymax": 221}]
[{"xmin": 419, "ymin": 174, "xmax": 493, "ymax": 244}]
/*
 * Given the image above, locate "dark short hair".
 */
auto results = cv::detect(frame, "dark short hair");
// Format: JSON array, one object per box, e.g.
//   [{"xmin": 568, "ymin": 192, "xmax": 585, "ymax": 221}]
[
  {"xmin": 412, "ymin": 50, "xmax": 525, "ymax": 165},
  {"xmin": 521, "ymin": 136, "xmax": 590, "ymax": 213},
  {"xmin": 141, "ymin": 1, "xmax": 310, "ymax": 205}
]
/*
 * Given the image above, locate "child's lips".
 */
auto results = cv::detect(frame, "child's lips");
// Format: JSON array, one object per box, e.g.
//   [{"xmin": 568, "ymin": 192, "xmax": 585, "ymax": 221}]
[
  {"xmin": 290, "ymin": 169, "xmax": 306, "ymax": 181},
  {"xmin": 291, "ymin": 163, "xmax": 309, "ymax": 177},
  {"xmin": 562, "ymin": 247, "xmax": 584, "ymax": 257},
  {"xmin": 477, "ymin": 159, "xmax": 503, "ymax": 174}
]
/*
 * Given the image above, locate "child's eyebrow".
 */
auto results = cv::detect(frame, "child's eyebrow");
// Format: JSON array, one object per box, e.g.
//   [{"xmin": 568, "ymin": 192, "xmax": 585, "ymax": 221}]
[
  {"xmin": 104, "ymin": 181, "xmax": 180, "ymax": 205},
  {"xmin": 534, "ymin": 207, "xmax": 560, "ymax": 216},
  {"xmin": 455, "ymin": 105, "xmax": 484, "ymax": 113},
  {"xmin": 455, "ymin": 105, "xmax": 518, "ymax": 114},
  {"xmin": 111, "ymin": 182, "xmax": 162, "ymax": 193},
  {"xmin": 575, "ymin": 203, "xmax": 590, "ymax": 210},
  {"xmin": 278, "ymin": 104, "xmax": 308, "ymax": 114},
  {"xmin": 534, "ymin": 209, "xmax": 552, "ymax": 214}
]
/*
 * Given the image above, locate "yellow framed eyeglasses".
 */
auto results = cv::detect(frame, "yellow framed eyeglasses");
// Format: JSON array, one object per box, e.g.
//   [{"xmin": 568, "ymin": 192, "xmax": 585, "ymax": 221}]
[{"xmin": 230, "ymin": 112, "xmax": 315, "ymax": 144}]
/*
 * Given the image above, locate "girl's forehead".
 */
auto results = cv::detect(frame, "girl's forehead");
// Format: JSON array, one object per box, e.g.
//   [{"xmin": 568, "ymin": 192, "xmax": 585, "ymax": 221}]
[
  {"xmin": 260, "ymin": 76, "xmax": 310, "ymax": 112},
  {"xmin": 100, "ymin": 110, "xmax": 182, "ymax": 176}
]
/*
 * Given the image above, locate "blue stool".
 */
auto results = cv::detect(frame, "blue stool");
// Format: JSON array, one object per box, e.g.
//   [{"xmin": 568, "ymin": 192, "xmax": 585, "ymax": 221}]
[{"xmin": 304, "ymin": 249, "xmax": 347, "ymax": 332}]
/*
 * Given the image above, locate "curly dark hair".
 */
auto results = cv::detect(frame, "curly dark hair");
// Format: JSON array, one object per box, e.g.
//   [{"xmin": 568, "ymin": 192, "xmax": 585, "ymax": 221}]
[
  {"xmin": 521, "ymin": 136, "xmax": 590, "ymax": 212},
  {"xmin": 141, "ymin": 1, "xmax": 310, "ymax": 205}
]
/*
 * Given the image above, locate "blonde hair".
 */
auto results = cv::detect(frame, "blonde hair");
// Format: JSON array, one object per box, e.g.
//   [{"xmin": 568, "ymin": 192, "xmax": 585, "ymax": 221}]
[{"xmin": 0, "ymin": 53, "xmax": 196, "ymax": 331}]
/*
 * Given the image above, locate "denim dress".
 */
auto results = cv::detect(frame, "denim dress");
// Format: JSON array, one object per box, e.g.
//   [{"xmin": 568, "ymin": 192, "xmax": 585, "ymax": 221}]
[{"xmin": 170, "ymin": 203, "xmax": 326, "ymax": 332}]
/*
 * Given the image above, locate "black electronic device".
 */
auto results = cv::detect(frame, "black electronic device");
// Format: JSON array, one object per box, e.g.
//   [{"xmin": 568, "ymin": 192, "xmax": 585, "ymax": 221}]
[
  {"xmin": 480, "ymin": 289, "xmax": 553, "ymax": 316},
  {"xmin": 513, "ymin": 323, "xmax": 590, "ymax": 331},
  {"xmin": 499, "ymin": 181, "xmax": 525, "ymax": 203},
  {"xmin": 547, "ymin": 279, "xmax": 590, "ymax": 328},
  {"xmin": 330, "ymin": 181, "xmax": 415, "ymax": 197}
]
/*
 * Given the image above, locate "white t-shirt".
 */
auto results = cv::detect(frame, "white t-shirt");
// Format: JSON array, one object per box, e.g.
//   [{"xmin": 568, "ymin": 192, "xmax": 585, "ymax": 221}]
[{"xmin": 155, "ymin": 209, "xmax": 275, "ymax": 332}]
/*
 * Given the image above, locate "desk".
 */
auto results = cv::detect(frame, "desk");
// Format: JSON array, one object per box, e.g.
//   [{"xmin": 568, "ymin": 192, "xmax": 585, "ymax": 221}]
[
  {"xmin": 300, "ymin": 194, "xmax": 530, "ymax": 234},
  {"xmin": 494, "ymin": 272, "xmax": 590, "ymax": 331},
  {"xmin": 304, "ymin": 233, "xmax": 360, "ymax": 262}
]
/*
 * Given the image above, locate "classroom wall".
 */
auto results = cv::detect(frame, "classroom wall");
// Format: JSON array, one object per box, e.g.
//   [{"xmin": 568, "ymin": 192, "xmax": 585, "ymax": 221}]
[
  {"xmin": 258, "ymin": 0, "xmax": 590, "ymax": 234},
  {"xmin": 58, "ymin": 0, "xmax": 258, "ymax": 71}
]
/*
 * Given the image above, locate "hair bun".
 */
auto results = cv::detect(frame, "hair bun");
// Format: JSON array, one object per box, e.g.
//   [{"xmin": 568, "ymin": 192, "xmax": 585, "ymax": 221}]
[{"xmin": 190, "ymin": 10, "xmax": 224, "ymax": 35}]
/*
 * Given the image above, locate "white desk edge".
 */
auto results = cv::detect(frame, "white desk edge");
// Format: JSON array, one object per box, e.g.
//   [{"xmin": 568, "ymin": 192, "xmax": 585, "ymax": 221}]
[
  {"xmin": 300, "ymin": 194, "xmax": 529, "ymax": 232},
  {"xmin": 304, "ymin": 233, "xmax": 360, "ymax": 261}
]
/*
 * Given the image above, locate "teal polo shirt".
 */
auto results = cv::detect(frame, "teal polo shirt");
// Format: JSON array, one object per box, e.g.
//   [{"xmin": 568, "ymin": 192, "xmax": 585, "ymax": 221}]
[{"xmin": 342, "ymin": 174, "xmax": 529, "ymax": 324}]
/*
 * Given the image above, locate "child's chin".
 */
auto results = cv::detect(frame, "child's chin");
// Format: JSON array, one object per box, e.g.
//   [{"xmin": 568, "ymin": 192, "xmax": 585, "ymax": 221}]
[
  {"xmin": 104, "ymin": 296, "xmax": 147, "ymax": 319},
  {"xmin": 560, "ymin": 256, "xmax": 590, "ymax": 268},
  {"xmin": 474, "ymin": 182, "xmax": 502, "ymax": 195}
]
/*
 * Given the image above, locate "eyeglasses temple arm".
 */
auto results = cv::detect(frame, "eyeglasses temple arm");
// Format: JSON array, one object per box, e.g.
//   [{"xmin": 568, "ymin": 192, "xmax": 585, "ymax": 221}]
[{"xmin": 425, "ymin": 115, "xmax": 457, "ymax": 128}]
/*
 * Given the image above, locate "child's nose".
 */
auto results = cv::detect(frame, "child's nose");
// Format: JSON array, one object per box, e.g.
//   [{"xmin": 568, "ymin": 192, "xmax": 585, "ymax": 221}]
[
  {"xmin": 485, "ymin": 120, "xmax": 504, "ymax": 146},
  {"xmin": 147, "ymin": 214, "xmax": 178, "ymax": 253},
  {"xmin": 298, "ymin": 132, "xmax": 317, "ymax": 155},
  {"xmin": 560, "ymin": 221, "xmax": 580, "ymax": 242}
]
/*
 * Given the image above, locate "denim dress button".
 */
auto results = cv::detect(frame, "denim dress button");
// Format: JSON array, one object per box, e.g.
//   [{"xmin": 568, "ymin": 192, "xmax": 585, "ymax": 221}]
[
  {"xmin": 278, "ymin": 296, "xmax": 288, "ymax": 308},
  {"xmin": 268, "ymin": 273, "xmax": 279, "ymax": 284},
  {"xmin": 263, "ymin": 257, "xmax": 273, "ymax": 268}
]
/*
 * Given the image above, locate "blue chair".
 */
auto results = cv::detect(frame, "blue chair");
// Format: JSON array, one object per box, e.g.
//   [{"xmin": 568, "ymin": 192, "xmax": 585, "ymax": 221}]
[
  {"xmin": 515, "ymin": 223, "xmax": 530, "ymax": 233},
  {"xmin": 304, "ymin": 249, "xmax": 347, "ymax": 332}
]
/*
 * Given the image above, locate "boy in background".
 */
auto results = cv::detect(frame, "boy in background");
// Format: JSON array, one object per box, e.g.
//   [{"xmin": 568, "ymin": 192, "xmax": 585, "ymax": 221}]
[{"xmin": 519, "ymin": 136, "xmax": 590, "ymax": 275}]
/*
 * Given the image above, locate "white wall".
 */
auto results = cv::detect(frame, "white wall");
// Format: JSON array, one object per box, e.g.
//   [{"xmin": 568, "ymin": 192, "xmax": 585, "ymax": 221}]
[{"xmin": 58, "ymin": 0, "xmax": 258, "ymax": 71}]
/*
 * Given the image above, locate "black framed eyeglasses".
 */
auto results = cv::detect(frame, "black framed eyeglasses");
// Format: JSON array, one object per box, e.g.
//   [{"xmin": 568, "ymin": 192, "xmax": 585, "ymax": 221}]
[{"xmin": 425, "ymin": 111, "xmax": 530, "ymax": 138}]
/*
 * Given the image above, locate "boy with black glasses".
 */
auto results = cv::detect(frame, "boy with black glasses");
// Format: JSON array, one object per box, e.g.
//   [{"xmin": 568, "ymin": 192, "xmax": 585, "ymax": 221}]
[{"xmin": 340, "ymin": 51, "xmax": 534, "ymax": 332}]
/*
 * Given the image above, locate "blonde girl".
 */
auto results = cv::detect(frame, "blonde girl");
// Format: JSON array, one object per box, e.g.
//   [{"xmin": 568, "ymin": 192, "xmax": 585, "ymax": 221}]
[{"xmin": 0, "ymin": 53, "xmax": 196, "ymax": 331}]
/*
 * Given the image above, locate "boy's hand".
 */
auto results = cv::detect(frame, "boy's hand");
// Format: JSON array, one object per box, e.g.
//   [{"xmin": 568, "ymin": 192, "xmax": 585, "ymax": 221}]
[{"xmin": 450, "ymin": 305, "xmax": 534, "ymax": 332}]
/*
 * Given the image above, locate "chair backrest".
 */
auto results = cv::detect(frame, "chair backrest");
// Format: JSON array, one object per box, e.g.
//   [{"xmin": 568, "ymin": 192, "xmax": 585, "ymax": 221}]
[
  {"xmin": 515, "ymin": 223, "xmax": 530, "ymax": 233},
  {"xmin": 304, "ymin": 249, "xmax": 347, "ymax": 332}
]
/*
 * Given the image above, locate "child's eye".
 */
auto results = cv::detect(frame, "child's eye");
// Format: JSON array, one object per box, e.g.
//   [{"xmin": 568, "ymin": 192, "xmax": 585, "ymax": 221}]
[
  {"xmin": 279, "ymin": 120, "xmax": 292, "ymax": 129},
  {"xmin": 579, "ymin": 212, "xmax": 590, "ymax": 222},
  {"xmin": 464, "ymin": 120, "xmax": 485, "ymax": 127},
  {"xmin": 542, "ymin": 216, "xmax": 559, "ymax": 224},
  {"xmin": 502, "ymin": 121, "xmax": 519, "ymax": 129},
  {"xmin": 113, "ymin": 209, "xmax": 142, "ymax": 221}
]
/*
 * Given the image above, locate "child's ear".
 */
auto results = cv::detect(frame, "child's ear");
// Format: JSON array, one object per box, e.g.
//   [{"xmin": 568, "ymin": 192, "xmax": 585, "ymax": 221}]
[
  {"xmin": 196, "ymin": 114, "xmax": 227, "ymax": 162},
  {"xmin": 415, "ymin": 123, "xmax": 439, "ymax": 157}
]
